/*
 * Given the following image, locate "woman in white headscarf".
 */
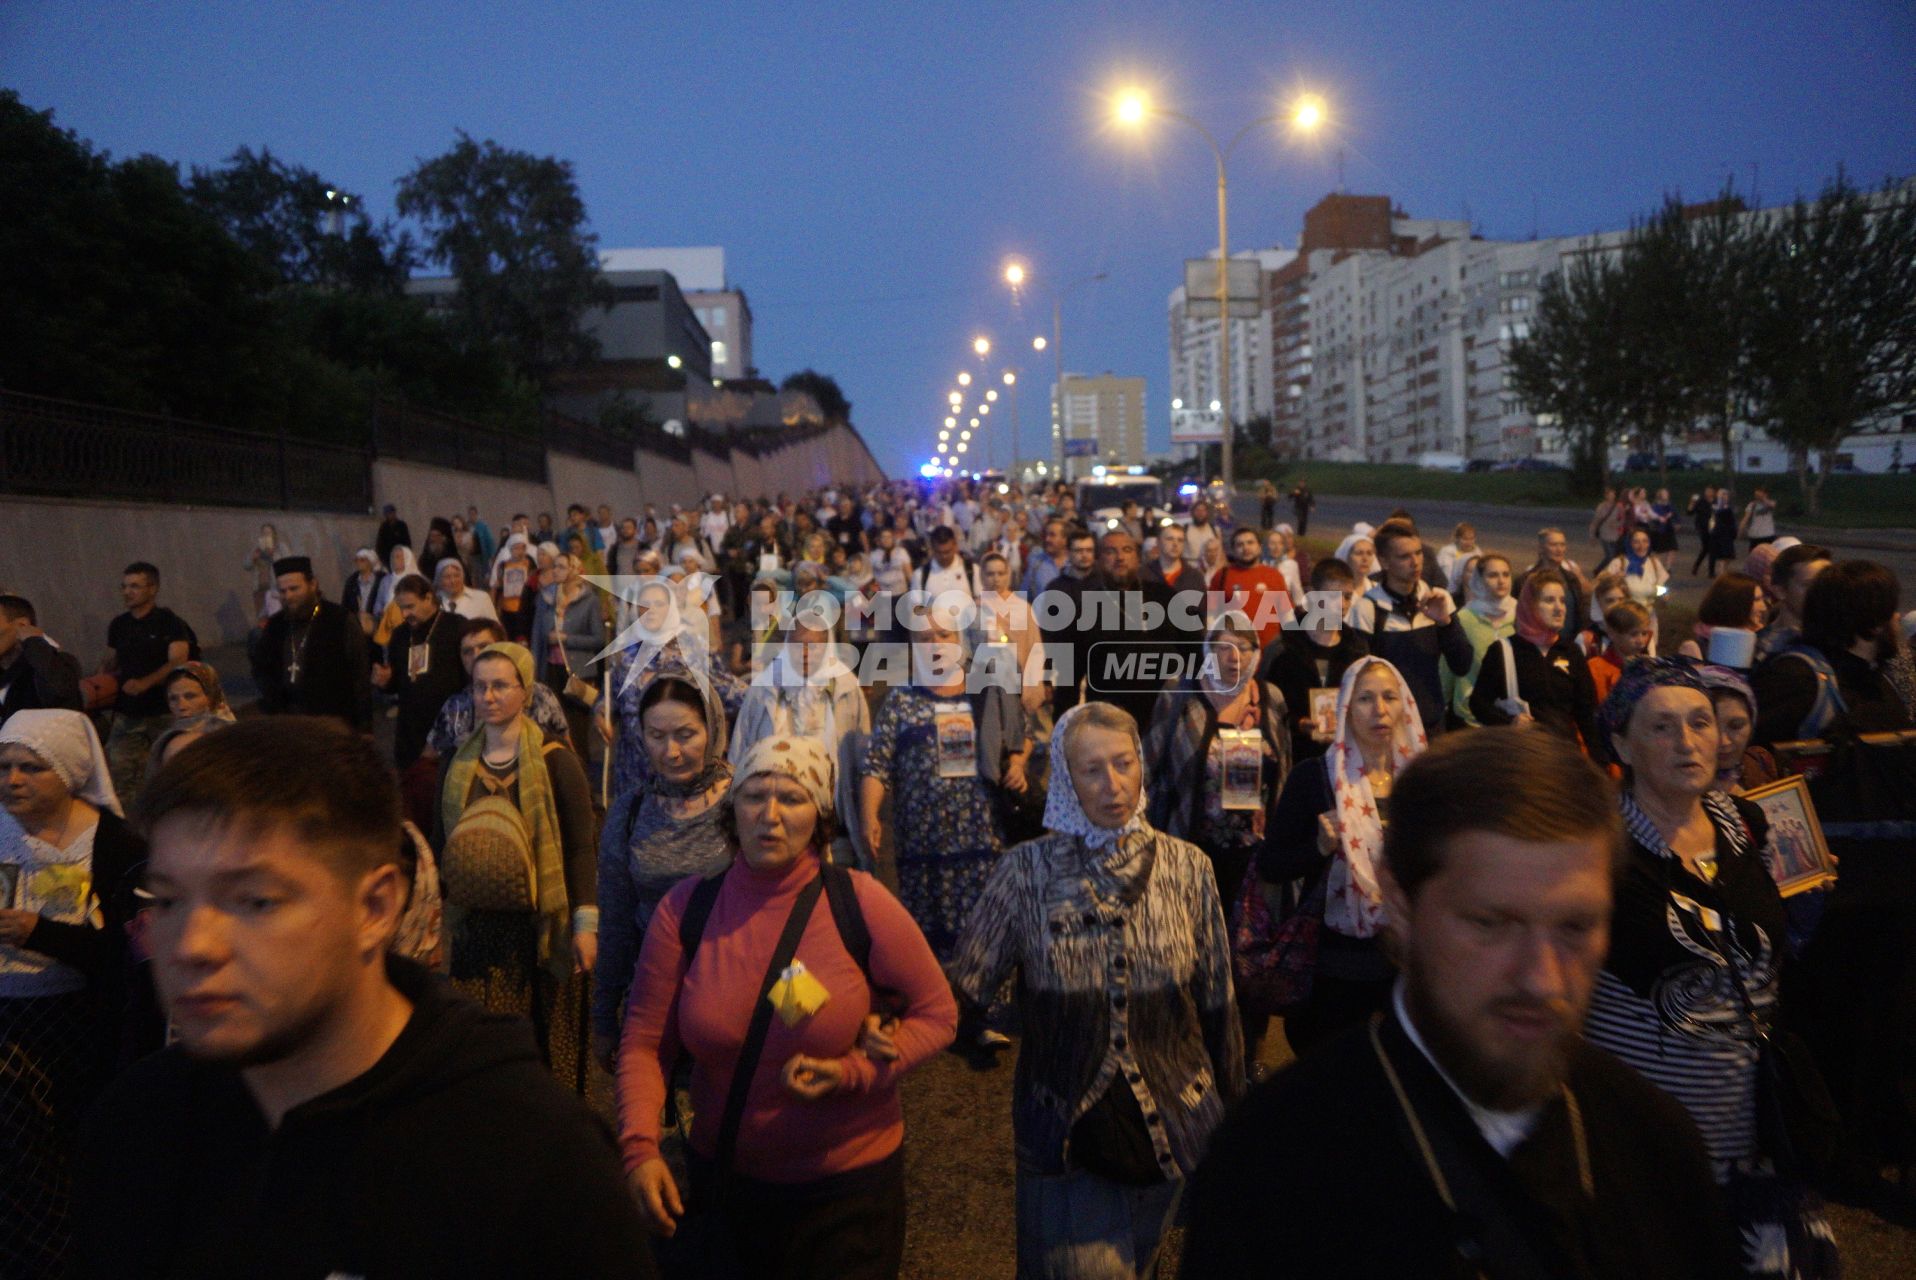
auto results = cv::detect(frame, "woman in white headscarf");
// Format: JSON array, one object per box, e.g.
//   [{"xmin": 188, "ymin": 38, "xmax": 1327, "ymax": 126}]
[
  {"xmin": 0, "ymin": 710, "xmax": 146, "ymax": 1275},
  {"xmin": 605, "ymin": 577, "xmax": 745, "ymax": 799},
  {"xmin": 947, "ymin": 701, "xmax": 1245, "ymax": 1279},
  {"xmin": 730, "ymin": 606, "xmax": 872, "ymax": 868},
  {"xmin": 1256, "ymin": 655, "xmax": 1427, "ymax": 1053},
  {"xmin": 373, "ymin": 544, "xmax": 421, "ymax": 649},
  {"xmin": 342, "ymin": 548, "xmax": 388, "ymax": 633},
  {"xmin": 1332, "ymin": 526, "xmax": 1378, "ymax": 583}
]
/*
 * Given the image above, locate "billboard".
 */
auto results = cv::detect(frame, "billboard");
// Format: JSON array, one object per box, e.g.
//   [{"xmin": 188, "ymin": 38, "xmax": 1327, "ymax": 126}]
[
  {"xmin": 1171, "ymin": 408, "xmax": 1225, "ymax": 444},
  {"xmin": 1063, "ymin": 438, "xmax": 1099, "ymax": 457},
  {"xmin": 1182, "ymin": 258, "xmax": 1263, "ymax": 320}
]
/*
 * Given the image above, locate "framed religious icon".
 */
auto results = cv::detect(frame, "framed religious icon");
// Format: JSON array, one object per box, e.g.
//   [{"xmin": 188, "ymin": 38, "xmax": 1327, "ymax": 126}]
[
  {"xmin": 1744, "ymin": 775, "xmax": 1837, "ymax": 898},
  {"xmin": 1308, "ymin": 688, "xmax": 1339, "ymax": 741},
  {"xmin": 1771, "ymin": 738, "xmax": 1833, "ymax": 780}
]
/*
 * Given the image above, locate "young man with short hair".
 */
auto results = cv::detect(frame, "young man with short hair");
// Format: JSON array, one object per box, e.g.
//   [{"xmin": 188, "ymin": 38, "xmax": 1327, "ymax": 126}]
[
  {"xmin": 1186, "ymin": 730, "xmax": 1740, "ymax": 1279},
  {"xmin": 1348, "ymin": 521, "xmax": 1472, "ymax": 738},
  {"xmin": 1208, "ymin": 526, "xmax": 1293, "ymax": 650},
  {"xmin": 1142, "ymin": 522, "xmax": 1205, "ymax": 597},
  {"xmin": 1260, "ymin": 557, "xmax": 1368, "ymax": 760},
  {"xmin": 910, "ymin": 525, "xmax": 982, "ymax": 604},
  {"xmin": 101, "ymin": 562, "xmax": 196, "ymax": 799},
  {"xmin": 71, "ymin": 718, "xmax": 653, "ymax": 1279},
  {"xmin": 0, "ymin": 594, "xmax": 83, "ymax": 727},
  {"xmin": 1754, "ymin": 542, "xmax": 1831, "ymax": 662}
]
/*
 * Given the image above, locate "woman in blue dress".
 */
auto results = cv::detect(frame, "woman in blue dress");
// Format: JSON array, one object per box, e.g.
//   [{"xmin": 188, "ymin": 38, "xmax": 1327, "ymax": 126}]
[{"xmin": 859, "ymin": 611, "xmax": 1027, "ymax": 969}]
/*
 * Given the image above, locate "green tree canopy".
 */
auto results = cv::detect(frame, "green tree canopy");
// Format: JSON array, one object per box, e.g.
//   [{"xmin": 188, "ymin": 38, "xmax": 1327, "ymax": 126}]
[
  {"xmin": 188, "ymin": 145, "xmax": 414, "ymax": 294},
  {"xmin": 395, "ymin": 133, "xmax": 610, "ymax": 385},
  {"xmin": 780, "ymin": 369, "xmax": 852, "ymax": 424}
]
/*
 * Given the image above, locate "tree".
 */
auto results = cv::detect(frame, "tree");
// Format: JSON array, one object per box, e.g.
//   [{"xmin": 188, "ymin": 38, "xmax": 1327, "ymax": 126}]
[
  {"xmin": 188, "ymin": 146, "xmax": 414, "ymax": 294},
  {"xmin": 1509, "ymin": 247, "xmax": 1631, "ymax": 494},
  {"xmin": 1742, "ymin": 174, "xmax": 1916, "ymax": 514},
  {"xmin": 780, "ymin": 369, "xmax": 852, "ymax": 424},
  {"xmin": 395, "ymin": 133, "xmax": 610, "ymax": 384}
]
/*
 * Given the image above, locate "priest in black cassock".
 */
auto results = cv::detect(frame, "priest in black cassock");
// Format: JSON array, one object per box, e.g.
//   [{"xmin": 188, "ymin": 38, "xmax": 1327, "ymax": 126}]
[{"xmin": 251, "ymin": 557, "xmax": 372, "ymax": 732}]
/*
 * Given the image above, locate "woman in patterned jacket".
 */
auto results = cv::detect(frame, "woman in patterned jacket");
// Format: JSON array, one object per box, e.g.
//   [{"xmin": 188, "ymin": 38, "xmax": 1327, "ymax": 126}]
[{"xmin": 948, "ymin": 701, "xmax": 1244, "ymax": 1280}]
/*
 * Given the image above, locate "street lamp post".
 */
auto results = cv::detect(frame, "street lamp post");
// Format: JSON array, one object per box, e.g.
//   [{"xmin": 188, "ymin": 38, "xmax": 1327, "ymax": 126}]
[
  {"xmin": 1111, "ymin": 89, "xmax": 1326, "ymax": 494},
  {"xmin": 1003, "ymin": 261, "xmax": 1106, "ymax": 482}
]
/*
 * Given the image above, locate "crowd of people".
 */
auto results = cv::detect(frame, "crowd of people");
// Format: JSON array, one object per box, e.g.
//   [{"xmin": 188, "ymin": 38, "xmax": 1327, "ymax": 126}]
[{"xmin": 1, "ymin": 469, "xmax": 1914, "ymax": 1279}]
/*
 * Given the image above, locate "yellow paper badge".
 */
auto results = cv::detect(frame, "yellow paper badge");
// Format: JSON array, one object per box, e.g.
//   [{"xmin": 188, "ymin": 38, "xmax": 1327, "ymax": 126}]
[{"xmin": 768, "ymin": 960, "xmax": 831, "ymax": 1028}]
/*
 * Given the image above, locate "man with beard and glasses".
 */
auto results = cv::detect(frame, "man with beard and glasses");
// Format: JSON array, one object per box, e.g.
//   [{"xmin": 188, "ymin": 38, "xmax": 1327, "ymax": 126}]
[
  {"xmin": 69, "ymin": 718, "xmax": 652, "ymax": 1280},
  {"xmin": 1185, "ymin": 729, "xmax": 1740, "ymax": 1280}
]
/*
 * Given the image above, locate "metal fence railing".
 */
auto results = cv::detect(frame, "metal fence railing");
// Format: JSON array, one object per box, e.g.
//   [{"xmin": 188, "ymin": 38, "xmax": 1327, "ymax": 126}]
[
  {"xmin": 370, "ymin": 398, "xmax": 548, "ymax": 483},
  {"xmin": 543, "ymin": 410, "xmax": 634, "ymax": 469},
  {"xmin": 0, "ymin": 391, "xmax": 373, "ymax": 513}
]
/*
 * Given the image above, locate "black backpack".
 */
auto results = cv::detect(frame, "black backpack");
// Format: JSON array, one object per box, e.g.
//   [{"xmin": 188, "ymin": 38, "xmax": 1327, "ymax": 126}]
[{"xmin": 677, "ymin": 860, "xmax": 873, "ymax": 979}]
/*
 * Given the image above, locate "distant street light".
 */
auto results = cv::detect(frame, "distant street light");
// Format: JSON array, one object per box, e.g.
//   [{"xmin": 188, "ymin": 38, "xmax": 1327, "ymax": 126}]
[
  {"xmin": 958, "ymin": 371, "xmax": 972, "ymax": 386},
  {"xmin": 667, "ymin": 354, "xmax": 682, "ymax": 369},
  {"xmin": 1004, "ymin": 261, "xmax": 1027, "ymax": 288},
  {"xmin": 1032, "ymin": 335, "xmax": 1047, "ymax": 351},
  {"xmin": 1003, "ymin": 371, "xmax": 1016, "ymax": 386},
  {"xmin": 986, "ymin": 389, "xmax": 999, "ymax": 402},
  {"xmin": 972, "ymin": 336, "xmax": 991, "ymax": 358},
  {"xmin": 1109, "ymin": 83, "xmax": 1330, "ymax": 489}
]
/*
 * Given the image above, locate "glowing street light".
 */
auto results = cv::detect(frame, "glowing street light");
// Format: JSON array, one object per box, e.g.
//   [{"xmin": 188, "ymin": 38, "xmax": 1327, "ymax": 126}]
[
  {"xmin": 979, "ymin": 403, "xmax": 990, "ymax": 415},
  {"xmin": 1004, "ymin": 261, "xmax": 1026, "ymax": 288},
  {"xmin": 945, "ymin": 416, "xmax": 957, "ymax": 428},
  {"xmin": 969, "ymin": 418, "xmax": 979, "ymax": 428},
  {"xmin": 1113, "ymin": 88, "xmax": 1151, "ymax": 127},
  {"xmin": 1003, "ymin": 371, "xmax": 1016, "ymax": 386},
  {"xmin": 948, "ymin": 391, "xmax": 963, "ymax": 405},
  {"xmin": 1032, "ymin": 335, "xmax": 1047, "ymax": 351},
  {"xmin": 1104, "ymin": 81, "xmax": 1334, "ymax": 488},
  {"xmin": 939, "ymin": 430, "xmax": 950, "ymax": 440},
  {"xmin": 986, "ymin": 389, "xmax": 999, "ymax": 402},
  {"xmin": 972, "ymin": 336, "xmax": 991, "ymax": 358},
  {"xmin": 667, "ymin": 354, "xmax": 682, "ymax": 370},
  {"xmin": 958, "ymin": 371, "xmax": 972, "ymax": 386}
]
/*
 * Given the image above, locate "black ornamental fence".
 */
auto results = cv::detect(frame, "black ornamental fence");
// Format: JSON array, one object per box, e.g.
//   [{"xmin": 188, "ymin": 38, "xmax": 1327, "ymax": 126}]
[
  {"xmin": 370, "ymin": 398, "xmax": 547, "ymax": 483},
  {"xmin": 0, "ymin": 390, "xmax": 373, "ymax": 513}
]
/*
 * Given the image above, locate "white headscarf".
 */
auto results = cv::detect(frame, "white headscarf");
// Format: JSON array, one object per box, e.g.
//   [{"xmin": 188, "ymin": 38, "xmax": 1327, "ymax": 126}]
[
  {"xmin": 1043, "ymin": 702, "xmax": 1147, "ymax": 849},
  {"xmin": 1324, "ymin": 657, "xmax": 1426, "ymax": 938},
  {"xmin": 0, "ymin": 709, "xmax": 122, "ymax": 817},
  {"xmin": 376, "ymin": 546, "xmax": 420, "ymax": 615},
  {"xmin": 1332, "ymin": 529, "xmax": 1375, "ymax": 567}
]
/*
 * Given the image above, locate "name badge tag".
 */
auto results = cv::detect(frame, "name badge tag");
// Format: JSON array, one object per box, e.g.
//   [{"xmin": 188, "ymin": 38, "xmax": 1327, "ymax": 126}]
[
  {"xmin": 933, "ymin": 701, "xmax": 977, "ymax": 779},
  {"xmin": 1218, "ymin": 729, "xmax": 1263, "ymax": 810}
]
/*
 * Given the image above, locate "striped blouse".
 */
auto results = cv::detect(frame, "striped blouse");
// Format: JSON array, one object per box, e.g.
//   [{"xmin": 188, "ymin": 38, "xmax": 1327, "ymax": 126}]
[{"xmin": 1583, "ymin": 791, "xmax": 1783, "ymax": 1166}]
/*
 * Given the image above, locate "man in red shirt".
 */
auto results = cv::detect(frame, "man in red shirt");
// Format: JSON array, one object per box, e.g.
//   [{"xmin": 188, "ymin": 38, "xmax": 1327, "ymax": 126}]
[{"xmin": 1209, "ymin": 527, "xmax": 1293, "ymax": 649}]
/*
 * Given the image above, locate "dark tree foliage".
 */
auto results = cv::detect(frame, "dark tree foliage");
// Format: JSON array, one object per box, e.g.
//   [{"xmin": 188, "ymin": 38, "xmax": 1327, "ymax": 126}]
[
  {"xmin": 395, "ymin": 133, "xmax": 611, "ymax": 385},
  {"xmin": 780, "ymin": 369, "xmax": 852, "ymax": 424},
  {"xmin": 188, "ymin": 145, "xmax": 415, "ymax": 294}
]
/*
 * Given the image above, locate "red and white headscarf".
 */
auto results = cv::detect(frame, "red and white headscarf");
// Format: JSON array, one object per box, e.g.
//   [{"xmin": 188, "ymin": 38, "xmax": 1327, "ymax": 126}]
[{"xmin": 1325, "ymin": 656, "xmax": 1427, "ymax": 937}]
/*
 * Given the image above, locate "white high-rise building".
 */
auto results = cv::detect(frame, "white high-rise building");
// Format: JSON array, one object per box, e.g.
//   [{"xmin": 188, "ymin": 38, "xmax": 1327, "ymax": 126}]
[{"xmin": 1168, "ymin": 248, "xmax": 1296, "ymax": 456}]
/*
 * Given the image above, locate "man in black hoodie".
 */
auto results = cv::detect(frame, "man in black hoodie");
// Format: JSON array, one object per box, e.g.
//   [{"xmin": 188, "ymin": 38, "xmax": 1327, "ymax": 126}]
[{"xmin": 71, "ymin": 718, "xmax": 654, "ymax": 1280}]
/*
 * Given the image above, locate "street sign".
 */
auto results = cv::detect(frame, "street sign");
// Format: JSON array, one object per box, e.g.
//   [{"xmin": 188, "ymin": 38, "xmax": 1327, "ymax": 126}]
[
  {"xmin": 1183, "ymin": 258, "xmax": 1263, "ymax": 320},
  {"xmin": 1063, "ymin": 438, "xmax": 1098, "ymax": 458},
  {"xmin": 1171, "ymin": 408, "xmax": 1225, "ymax": 444}
]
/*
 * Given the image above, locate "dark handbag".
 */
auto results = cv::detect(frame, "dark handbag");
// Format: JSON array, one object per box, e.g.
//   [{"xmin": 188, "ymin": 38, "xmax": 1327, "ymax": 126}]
[{"xmin": 1230, "ymin": 861, "xmax": 1325, "ymax": 1016}]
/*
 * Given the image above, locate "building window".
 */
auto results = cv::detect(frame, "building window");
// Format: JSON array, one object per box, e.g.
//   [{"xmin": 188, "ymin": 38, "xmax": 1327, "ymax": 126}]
[
  {"xmin": 709, "ymin": 309, "xmax": 726, "ymax": 332},
  {"xmin": 712, "ymin": 340, "xmax": 729, "ymax": 368}
]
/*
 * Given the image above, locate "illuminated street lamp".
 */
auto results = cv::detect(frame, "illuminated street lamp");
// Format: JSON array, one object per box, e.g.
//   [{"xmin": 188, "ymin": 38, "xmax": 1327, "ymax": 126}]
[
  {"xmin": 1109, "ymin": 83, "xmax": 1330, "ymax": 489},
  {"xmin": 1003, "ymin": 371, "xmax": 1016, "ymax": 386},
  {"xmin": 948, "ymin": 391, "xmax": 963, "ymax": 406},
  {"xmin": 958, "ymin": 372, "xmax": 972, "ymax": 386},
  {"xmin": 999, "ymin": 260, "xmax": 1106, "ymax": 477},
  {"xmin": 986, "ymin": 389, "xmax": 998, "ymax": 402},
  {"xmin": 945, "ymin": 416, "xmax": 957, "ymax": 428},
  {"xmin": 979, "ymin": 403, "xmax": 990, "ymax": 415},
  {"xmin": 972, "ymin": 336, "xmax": 991, "ymax": 358}
]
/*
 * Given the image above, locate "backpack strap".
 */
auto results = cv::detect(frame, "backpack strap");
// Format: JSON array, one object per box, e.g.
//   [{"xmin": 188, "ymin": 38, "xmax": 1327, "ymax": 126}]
[
  {"xmin": 714, "ymin": 874, "xmax": 825, "ymax": 1177},
  {"xmin": 819, "ymin": 862, "xmax": 873, "ymax": 981},
  {"xmin": 677, "ymin": 872, "xmax": 726, "ymax": 964},
  {"xmin": 1780, "ymin": 645, "xmax": 1848, "ymax": 739}
]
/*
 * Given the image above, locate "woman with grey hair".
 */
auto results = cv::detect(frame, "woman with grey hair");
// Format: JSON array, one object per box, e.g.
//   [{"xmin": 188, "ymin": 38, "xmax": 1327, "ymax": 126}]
[{"xmin": 948, "ymin": 701, "xmax": 1245, "ymax": 1280}]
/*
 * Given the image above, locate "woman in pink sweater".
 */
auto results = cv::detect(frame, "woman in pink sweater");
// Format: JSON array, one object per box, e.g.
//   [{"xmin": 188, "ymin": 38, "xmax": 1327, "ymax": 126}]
[{"xmin": 618, "ymin": 734, "xmax": 956, "ymax": 1278}]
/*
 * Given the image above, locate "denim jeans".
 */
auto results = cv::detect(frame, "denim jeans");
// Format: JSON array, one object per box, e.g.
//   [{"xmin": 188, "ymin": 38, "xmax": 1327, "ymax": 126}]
[{"xmin": 1014, "ymin": 1166, "xmax": 1182, "ymax": 1280}]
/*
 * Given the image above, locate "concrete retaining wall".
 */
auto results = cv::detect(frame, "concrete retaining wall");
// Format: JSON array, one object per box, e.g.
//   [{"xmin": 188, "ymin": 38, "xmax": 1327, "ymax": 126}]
[{"xmin": 3, "ymin": 424, "xmax": 884, "ymax": 651}]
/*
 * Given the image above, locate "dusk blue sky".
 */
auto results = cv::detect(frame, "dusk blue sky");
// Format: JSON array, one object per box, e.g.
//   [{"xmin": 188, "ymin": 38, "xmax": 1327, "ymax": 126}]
[{"xmin": 7, "ymin": 1, "xmax": 1913, "ymax": 475}]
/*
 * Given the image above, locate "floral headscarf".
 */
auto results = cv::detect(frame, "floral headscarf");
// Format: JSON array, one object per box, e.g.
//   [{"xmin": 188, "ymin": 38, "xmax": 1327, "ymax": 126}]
[
  {"xmin": 1043, "ymin": 702, "xmax": 1147, "ymax": 849},
  {"xmin": 733, "ymin": 734, "xmax": 834, "ymax": 818},
  {"xmin": 1325, "ymin": 657, "xmax": 1426, "ymax": 938}
]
